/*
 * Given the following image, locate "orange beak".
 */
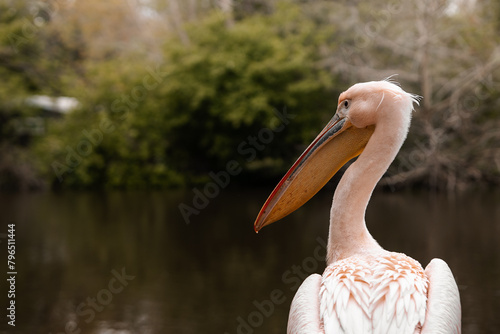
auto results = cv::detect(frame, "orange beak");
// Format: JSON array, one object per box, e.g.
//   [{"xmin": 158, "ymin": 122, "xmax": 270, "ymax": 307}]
[{"xmin": 253, "ymin": 115, "xmax": 375, "ymax": 232}]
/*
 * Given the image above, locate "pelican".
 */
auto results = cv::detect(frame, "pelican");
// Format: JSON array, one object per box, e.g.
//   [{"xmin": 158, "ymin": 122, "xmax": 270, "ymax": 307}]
[{"xmin": 254, "ymin": 80, "xmax": 461, "ymax": 333}]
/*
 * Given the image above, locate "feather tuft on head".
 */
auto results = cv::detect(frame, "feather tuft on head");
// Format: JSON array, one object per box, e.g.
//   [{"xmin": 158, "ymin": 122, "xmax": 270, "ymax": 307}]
[
  {"xmin": 383, "ymin": 74, "xmax": 401, "ymax": 86},
  {"xmin": 382, "ymin": 74, "xmax": 422, "ymax": 110}
]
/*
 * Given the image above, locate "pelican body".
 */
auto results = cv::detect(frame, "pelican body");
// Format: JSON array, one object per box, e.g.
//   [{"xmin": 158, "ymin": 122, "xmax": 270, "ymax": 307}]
[{"xmin": 254, "ymin": 80, "xmax": 461, "ymax": 333}]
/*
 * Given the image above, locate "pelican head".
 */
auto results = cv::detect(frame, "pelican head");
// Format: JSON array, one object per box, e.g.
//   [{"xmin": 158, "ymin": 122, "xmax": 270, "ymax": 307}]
[{"xmin": 254, "ymin": 79, "xmax": 419, "ymax": 232}]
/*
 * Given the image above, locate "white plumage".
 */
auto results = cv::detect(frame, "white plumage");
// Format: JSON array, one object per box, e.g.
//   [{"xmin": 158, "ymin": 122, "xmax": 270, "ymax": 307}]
[
  {"xmin": 254, "ymin": 80, "xmax": 461, "ymax": 334},
  {"xmin": 319, "ymin": 252, "xmax": 427, "ymax": 334}
]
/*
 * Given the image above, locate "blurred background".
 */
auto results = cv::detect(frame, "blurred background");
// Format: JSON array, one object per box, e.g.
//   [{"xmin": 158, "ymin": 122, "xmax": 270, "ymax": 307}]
[{"xmin": 0, "ymin": 0, "xmax": 499, "ymax": 333}]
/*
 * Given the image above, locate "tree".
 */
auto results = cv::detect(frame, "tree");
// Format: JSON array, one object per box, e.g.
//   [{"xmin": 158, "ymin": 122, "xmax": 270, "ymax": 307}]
[
  {"xmin": 305, "ymin": 0, "xmax": 500, "ymax": 190},
  {"xmin": 4, "ymin": 0, "xmax": 499, "ymax": 190},
  {"xmin": 36, "ymin": 3, "xmax": 335, "ymax": 188},
  {"xmin": 0, "ymin": 0, "xmax": 48, "ymax": 189}
]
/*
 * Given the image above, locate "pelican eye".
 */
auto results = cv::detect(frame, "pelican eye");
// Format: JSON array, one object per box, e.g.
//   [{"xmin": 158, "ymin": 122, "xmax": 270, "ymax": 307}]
[{"xmin": 343, "ymin": 100, "xmax": 349, "ymax": 108}]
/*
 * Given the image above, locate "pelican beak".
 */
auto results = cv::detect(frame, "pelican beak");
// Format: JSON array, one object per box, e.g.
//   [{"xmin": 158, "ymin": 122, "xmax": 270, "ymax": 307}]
[{"xmin": 253, "ymin": 114, "xmax": 375, "ymax": 232}]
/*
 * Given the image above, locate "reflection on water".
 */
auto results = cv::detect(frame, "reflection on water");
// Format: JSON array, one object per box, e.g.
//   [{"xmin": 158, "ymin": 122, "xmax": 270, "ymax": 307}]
[{"xmin": 0, "ymin": 187, "xmax": 499, "ymax": 333}]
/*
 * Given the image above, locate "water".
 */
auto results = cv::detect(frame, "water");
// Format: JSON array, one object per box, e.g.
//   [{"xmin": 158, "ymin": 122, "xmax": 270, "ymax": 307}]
[{"xmin": 0, "ymin": 187, "xmax": 499, "ymax": 334}]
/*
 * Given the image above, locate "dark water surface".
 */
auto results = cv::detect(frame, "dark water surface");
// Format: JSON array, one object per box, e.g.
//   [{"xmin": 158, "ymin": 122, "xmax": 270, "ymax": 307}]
[{"xmin": 0, "ymin": 187, "xmax": 499, "ymax": 334}]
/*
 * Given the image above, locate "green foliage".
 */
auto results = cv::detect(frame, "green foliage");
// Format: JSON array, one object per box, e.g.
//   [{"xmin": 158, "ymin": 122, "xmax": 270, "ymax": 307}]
[
  {"xmin": 0, "ymin": 0, "xmax": 46, "ymax": 189},
  {"xmin": 36, "ymin": 3, "xmax": 335, "ymax": 188},
  {"xmin": 2, "ymin": 0, "xmax": 499, "ymax": 190}
]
